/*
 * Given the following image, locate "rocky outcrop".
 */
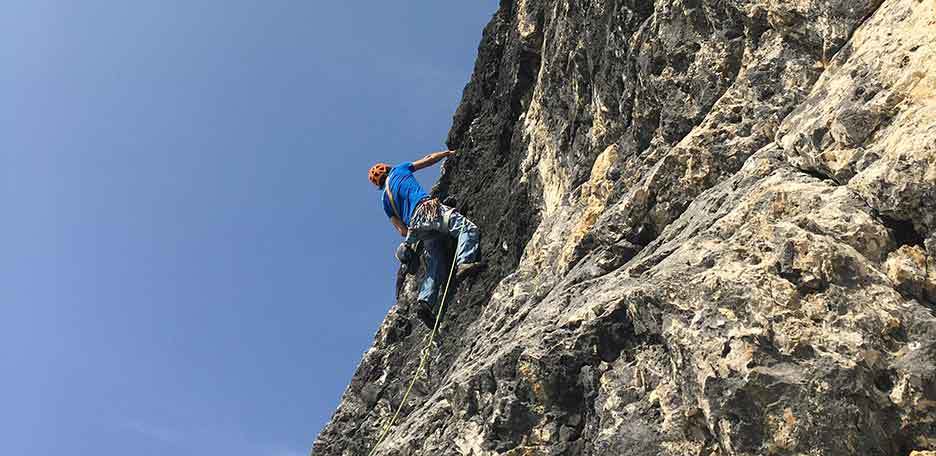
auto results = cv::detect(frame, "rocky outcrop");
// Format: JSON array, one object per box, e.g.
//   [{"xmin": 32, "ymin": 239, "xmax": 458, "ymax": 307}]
[{"xmin": 314, "ymin": 0, "xmax": 936, "ymax": 454}]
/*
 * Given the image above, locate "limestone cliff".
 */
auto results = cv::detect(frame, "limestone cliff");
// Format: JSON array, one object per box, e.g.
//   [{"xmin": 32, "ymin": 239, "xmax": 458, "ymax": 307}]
[{"xmin": 314, "ymin": 0, "xmax": 936, "ymax": 454}]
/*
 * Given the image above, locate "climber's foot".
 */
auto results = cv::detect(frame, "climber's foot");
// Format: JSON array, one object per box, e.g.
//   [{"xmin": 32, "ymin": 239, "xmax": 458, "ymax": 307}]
[
  {"xmin": 456, "ymin": 261, "xmax": 485, "ymax": 280},
  {"xmin": 415, "ymin": 301, "xmax": 436, "ymax": 330}
]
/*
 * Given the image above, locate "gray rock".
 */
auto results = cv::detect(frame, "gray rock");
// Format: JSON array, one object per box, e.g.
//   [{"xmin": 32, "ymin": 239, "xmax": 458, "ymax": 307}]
[
  {"xmin": 314, "ymin": 0, "xmax": 936, "ymax": 454},
  {"xmin": 830, "ymin": 107, "xmax": 882, "ymax": 147}
]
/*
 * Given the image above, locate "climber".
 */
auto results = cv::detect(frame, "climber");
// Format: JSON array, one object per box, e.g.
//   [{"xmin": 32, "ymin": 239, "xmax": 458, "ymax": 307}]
[{"xmin": 369, "ymin": 150, "xmax": 483, "ymax": 328}]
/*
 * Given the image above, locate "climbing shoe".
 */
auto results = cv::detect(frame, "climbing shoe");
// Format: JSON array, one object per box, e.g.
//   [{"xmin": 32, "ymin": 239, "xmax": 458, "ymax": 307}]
[
  {"xmin": 415, "ymin": 301, "xmax": 436, "ymax": 330},
  {"xmin": 455, "ymin": 261, "xmax": 485, "ymax": 280}
]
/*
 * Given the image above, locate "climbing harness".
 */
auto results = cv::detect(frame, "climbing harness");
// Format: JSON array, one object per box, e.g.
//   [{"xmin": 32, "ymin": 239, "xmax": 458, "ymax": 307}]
[{"xmin": 366, "ymin": 250, "xmax": 459, "ymax": 456}]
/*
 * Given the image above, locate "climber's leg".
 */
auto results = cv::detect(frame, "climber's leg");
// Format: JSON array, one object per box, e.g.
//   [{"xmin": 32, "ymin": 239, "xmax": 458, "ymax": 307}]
[
  {"xmin": 441, "ymin": 207, "xmax": 482, "ymax": 278},
  {"xmin": 417, "ymin": 237, "xmax": 447, "ymax": 309}
]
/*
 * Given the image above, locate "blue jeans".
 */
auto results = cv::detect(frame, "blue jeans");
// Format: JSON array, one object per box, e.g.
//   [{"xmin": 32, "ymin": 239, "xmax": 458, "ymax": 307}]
[{"xmin": 406, "ymin": 201, "xmax": 480, "ymax": 306}]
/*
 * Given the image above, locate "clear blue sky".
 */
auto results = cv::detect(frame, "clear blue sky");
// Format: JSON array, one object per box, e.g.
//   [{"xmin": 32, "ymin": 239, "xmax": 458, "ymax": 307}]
[{"xmin": 1, "ymin": 2, "xmax": 495, "ymax": 455}]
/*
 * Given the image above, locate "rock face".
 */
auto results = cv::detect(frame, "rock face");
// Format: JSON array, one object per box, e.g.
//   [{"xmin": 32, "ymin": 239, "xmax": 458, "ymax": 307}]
[{"xmin": 314, "ymin": 0, "xmax": 936, "ymax": 454}]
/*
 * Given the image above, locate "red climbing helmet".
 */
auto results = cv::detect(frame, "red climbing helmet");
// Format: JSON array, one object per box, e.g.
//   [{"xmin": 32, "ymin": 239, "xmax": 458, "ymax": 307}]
[{"xmin": 368, "ymin": 163, "xmax": 391, "ymax": 187}]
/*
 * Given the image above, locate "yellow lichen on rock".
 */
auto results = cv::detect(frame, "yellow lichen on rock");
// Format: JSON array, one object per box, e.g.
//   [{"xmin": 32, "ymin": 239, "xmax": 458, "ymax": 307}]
[
  {"xmin": 885, "ymin": 245, "xmax": 936, "ymax": 303},
  {"xmin": 557, "ymin": 144, "xmax": 620, "ymax": 270}
]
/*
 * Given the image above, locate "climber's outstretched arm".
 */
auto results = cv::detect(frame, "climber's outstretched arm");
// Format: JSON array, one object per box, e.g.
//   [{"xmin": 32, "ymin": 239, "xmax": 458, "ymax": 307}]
[{"xmin": 412, "ymin": 150, "xmax": 455, "ymax": 171}]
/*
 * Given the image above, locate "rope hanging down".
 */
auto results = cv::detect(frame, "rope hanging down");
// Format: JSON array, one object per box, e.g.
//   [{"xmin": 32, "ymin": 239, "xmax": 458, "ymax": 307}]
[{"xmin": 366, "ymin": 251, "xmax": 459, "ymax": 456}]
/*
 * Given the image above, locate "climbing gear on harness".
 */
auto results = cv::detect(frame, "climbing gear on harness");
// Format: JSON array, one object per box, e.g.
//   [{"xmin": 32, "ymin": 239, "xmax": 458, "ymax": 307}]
[
  {"xmin": 369, "ymin": 163, "xmax": 391, "ymax": 188},
  {"xmin": 405, "ymin": 198, "xmax": 448, "ymax": 240},
  {"xmin": 407, "ymin": 197, "xmax": 439, "ymax": 226},
  {"xmin": 366, "ymin": 251, "xmax": 459, "ymax": 456},
  {"xmin": 418, "ymin": 198, "xmax": 440, "ymax": 219}
]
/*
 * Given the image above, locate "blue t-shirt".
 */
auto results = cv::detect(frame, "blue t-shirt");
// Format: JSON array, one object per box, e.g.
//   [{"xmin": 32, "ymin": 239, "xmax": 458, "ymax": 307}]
[{"xmin": 379, "ymin": 162, "xmax": 428, "ymax": 226}]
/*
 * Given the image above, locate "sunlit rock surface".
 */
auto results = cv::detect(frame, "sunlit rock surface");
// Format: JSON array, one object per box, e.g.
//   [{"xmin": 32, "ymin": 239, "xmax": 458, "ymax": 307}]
[{"xmin": 314, "ymin": 0, "xmax": 936, "ymax": 454}]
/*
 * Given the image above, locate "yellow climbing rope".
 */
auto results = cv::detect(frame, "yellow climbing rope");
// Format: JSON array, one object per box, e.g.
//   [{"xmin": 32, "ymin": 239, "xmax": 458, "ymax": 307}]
[{"xmin": 366, "ymin": 252, "xmax": 459, "ymax": 456}]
